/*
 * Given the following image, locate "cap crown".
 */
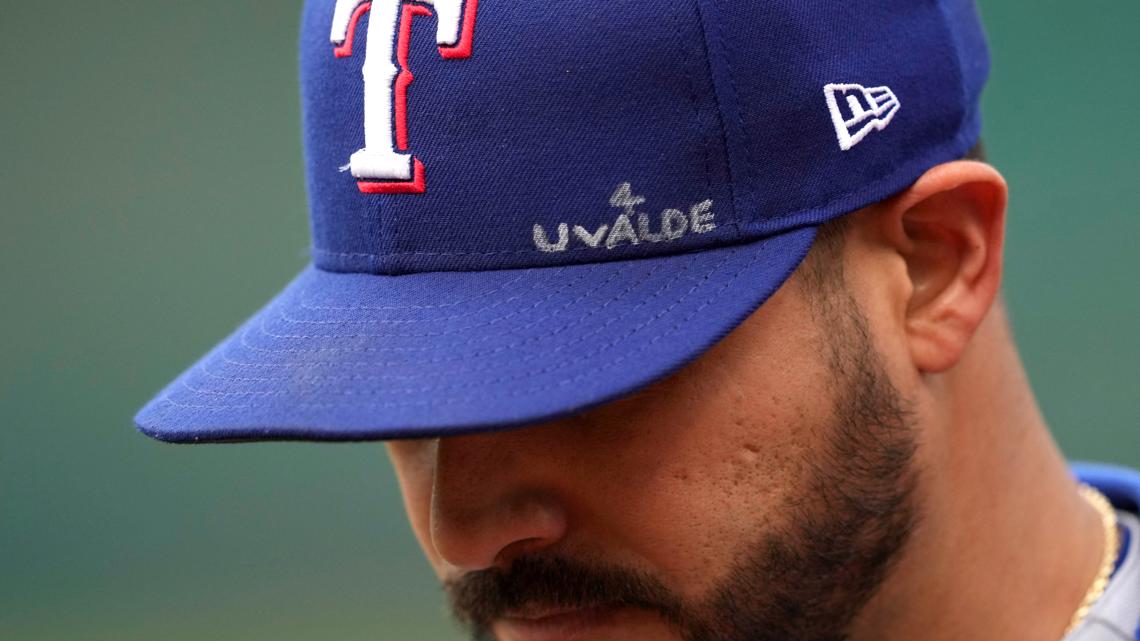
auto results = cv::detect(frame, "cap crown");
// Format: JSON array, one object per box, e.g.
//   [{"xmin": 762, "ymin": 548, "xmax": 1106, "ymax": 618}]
[{"xmin": 300, "ymin": 0, "xmax": 988, "ymax": 274}]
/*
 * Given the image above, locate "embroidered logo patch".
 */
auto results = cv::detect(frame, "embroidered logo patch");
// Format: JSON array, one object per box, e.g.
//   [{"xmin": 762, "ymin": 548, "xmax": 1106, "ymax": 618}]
[
  {"xmin": 824, "ymin": 83, "xmax": 900, "ymax": 151},
  {"xmin": 331, "ymin": 0, "xmax": 479, "ymax": 194}
]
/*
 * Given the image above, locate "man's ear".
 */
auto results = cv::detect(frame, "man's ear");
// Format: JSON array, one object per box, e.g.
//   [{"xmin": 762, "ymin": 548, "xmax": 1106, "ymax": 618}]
[{"xmin": 875, "ymin": 160, "xmax": 1008, "ymax": 373}]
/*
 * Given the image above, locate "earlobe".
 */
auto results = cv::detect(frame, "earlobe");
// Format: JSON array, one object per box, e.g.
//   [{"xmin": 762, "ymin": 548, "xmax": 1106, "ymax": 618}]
[{"xmin": 886, "ymin": 161, "xmax": 1008, "ymax": 373}]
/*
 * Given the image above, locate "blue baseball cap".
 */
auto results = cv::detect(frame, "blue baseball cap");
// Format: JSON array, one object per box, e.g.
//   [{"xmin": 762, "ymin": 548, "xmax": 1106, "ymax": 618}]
[{"xmin": 135, "ymin": 0, "xmax": 989, "ymax": 442}]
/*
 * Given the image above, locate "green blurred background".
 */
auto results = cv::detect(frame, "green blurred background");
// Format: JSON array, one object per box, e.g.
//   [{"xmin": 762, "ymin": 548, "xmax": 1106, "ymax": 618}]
[{"xmin": 1, "ymin": 2, "xmax": 1137, "ymax": 640}]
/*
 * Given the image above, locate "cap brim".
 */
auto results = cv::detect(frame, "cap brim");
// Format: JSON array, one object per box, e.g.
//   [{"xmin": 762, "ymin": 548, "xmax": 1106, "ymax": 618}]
[{"xmin": 135, "ymin": 227, "xmax": 817, "ymax": 443}]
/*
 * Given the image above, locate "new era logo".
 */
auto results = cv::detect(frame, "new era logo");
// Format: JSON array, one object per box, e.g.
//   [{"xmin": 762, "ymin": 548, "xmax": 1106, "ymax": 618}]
[{"xmin": 824, "ymin": 83, "xmax": 901, "ymax": 151}]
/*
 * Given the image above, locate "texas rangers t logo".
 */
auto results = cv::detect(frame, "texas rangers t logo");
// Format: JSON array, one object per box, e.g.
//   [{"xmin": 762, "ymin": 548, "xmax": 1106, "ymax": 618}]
[{"xmin": 330, "ymin": 0, "xmax": 478, "ymax": 194}]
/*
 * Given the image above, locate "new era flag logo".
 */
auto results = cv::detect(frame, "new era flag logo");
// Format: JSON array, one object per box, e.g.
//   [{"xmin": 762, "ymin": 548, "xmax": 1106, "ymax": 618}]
[{"xmin": 824, "ymin": 83, "xmax": 901, "ymax": 151}]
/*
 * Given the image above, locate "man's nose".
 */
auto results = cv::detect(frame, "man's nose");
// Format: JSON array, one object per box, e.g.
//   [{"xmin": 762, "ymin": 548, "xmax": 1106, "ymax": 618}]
[{"xmin": 429, "ymin": 431, "xmax": 569, "ymax": 573}]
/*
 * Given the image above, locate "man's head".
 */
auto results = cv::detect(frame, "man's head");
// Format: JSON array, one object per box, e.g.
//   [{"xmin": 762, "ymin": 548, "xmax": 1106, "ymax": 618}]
[
  {"xmin": 137, "ymin": 0, "xmax": 996, "ymax": 449},
  {"xmin": 385, "ymin": 149, "xmax": 1010, "ymax": 641},
  {"xmin": 138, "ymin": 2, "xmax": 1050, "ymax": 637}
]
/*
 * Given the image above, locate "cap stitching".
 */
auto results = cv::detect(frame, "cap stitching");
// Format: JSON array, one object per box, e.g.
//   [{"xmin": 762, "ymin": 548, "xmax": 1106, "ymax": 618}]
[
  {"xmin": 273, "ymin": 265, "xmax": 626, "ymax": 337},
  {"xmin": 664, "ymin": 0, "xmax": 713, "ymax": 199},
  {"xmin": 224, "ymin": 253, "xmax": 675, "ymax": 363},
  {"xmin": 158, "ymin": 243, "xmax": 753, "ymax": 409},
  {"xmin": 293, "ymin": 270, "xmax": 533, "ymax": 311},
  {"xmin": 291, "ymin": 268, "xmax": 591, "ymax": 318},
  {"xmin": 934, "ymin": 0, "xmax": 970, "ymax": 146},
  {"xmin": 712, "ymin": 6, "xmax": 755, "ymax": 225},
  {"xmin": 312, "ymin": 220, "xmax": 742, "ymax": 260},
  {"xmin": 171, "ymin": 250, "xmax": 728, "ymax": 397},
  {"xmin": 689, "ymin": 0, "xmax": 738, "ymax": 236}
]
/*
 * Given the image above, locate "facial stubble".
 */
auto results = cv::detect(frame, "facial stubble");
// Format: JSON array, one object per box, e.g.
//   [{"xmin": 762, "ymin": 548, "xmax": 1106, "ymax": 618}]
[{"xmin": 447, "ymin": 286, "xmax": 920, "ymax": 641}]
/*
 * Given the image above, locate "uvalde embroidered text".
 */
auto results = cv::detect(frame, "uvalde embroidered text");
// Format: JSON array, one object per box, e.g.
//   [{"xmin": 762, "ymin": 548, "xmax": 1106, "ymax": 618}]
[{"xmin": 533, "ymin": 183, "xmax": 716, "ymax": 253}]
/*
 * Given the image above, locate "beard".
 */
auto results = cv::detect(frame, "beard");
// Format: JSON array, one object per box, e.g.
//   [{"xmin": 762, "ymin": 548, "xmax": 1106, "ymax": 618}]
[{"xmin": 445, "ymin": 284, "xmax": 920, "ymax": 641}]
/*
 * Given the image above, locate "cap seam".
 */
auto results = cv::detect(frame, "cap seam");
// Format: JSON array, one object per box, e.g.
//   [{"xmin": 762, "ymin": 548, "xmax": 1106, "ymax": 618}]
[
  {"xmin": 153, "ymin": 244, "xmax": 757, "ymax": 409},
  {"xmin": 664, "ymin": 0, "xmax": 713, "ymax": 203},
  {"xmin": 935, "ymin": 0, "xmax": 970, "ymax": 142},
  {"xmin": 688, "ymin": 0, "xmax": 740, "ymax": 239},
  {"xmin": 233, "ymin": 256, "xmax": 682, "ymax": 362},
  {"xmin": 312, "ymin": 219, "xmax": 744, "ymax": 259}
]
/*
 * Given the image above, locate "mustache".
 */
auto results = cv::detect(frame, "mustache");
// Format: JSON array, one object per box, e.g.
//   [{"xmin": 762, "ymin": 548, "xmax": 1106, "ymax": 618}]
[{"xmin": 445, "ymin": 555, "xmax": 684, "ymax": 631}]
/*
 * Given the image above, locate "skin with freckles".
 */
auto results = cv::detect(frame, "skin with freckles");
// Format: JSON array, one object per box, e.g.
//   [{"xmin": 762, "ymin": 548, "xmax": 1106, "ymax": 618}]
[{"xmin": 385, "ymin": 160, "xmax": 1110, "ymax": 641}]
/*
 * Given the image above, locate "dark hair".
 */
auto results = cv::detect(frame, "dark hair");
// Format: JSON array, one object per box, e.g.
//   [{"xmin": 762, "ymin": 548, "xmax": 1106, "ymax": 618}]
[{"xmin": 964, "ymin": 139, "xmax": 987, "ymax": 163}]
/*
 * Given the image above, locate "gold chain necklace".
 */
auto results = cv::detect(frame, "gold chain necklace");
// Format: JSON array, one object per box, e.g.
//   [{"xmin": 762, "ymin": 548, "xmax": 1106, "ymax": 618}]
[{"xmin": 1063, "ymin": 484, "xmax": 1120, "ymax": 636}]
